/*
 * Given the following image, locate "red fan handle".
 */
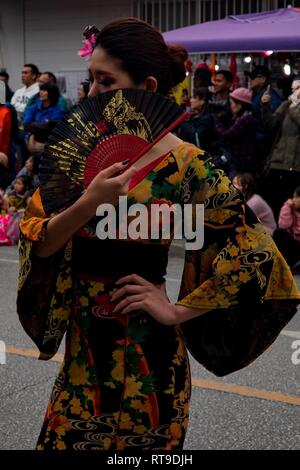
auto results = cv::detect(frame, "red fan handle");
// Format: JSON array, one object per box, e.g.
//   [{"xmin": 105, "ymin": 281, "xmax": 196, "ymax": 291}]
[{"xmin": 129, "ymin": 111, "xmax": 189, "ymax": 166}]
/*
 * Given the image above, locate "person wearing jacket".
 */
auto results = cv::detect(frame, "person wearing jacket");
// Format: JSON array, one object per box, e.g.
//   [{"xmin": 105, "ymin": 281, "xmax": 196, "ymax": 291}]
[
  {"xmin": 11, "ymin": 64, "xmax": 40, "ymax": 120},
  {"xmin": 214, "ymin": 87, "xmax": 257, "ymax": 175},
  {"xmin": 260, "ymin": 80, "xmax": 300, "ymax": 219},
  {"xmin": 177, "ymin": 87, "xmax": 214, "ymax": 153},
  {"xmin": 245, "ymin": 65, "xmax": 282, "ymax": 174},
  {"xmin": 22, "ymin": 82, "xmax": 64, "ymax": 125},
  {"xmin": 273, "ymin": 186, "xmax": 300, "ymax": 269}
]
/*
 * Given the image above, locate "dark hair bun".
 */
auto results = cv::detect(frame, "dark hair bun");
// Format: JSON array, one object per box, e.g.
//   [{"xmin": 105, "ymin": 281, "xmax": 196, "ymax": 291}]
[{"xmin": 168, "ymin": 44, "xmax": 188, "ymax": 87}]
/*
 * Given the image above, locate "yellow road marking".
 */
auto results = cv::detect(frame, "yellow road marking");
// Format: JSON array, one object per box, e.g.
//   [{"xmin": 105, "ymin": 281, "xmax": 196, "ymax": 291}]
[
  {"xmin": 5, "ymin": 345, "xmax": 300, "ymax": 406},
  {"xmin": 191, "ymin": 377, "xmax": 300, "ymax": 407},
  {"xmin": 6, "ymin": 345, "xmax": 64, "ymax": 363}
]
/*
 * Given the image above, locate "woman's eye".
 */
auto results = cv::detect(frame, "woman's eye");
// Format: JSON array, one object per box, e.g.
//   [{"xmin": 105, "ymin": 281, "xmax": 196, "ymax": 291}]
[{"xmin": 98, "ymin": 79, "xmax": 113, "ymax": 87}]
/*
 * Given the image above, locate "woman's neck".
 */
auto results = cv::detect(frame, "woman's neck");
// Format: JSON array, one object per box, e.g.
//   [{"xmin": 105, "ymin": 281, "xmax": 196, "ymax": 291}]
[
  {"xmin": 132, "ymin": 133, "xmax": 183, "ymax": 171},
  {"xmin": 42, "ymin": 100, "xmax": 51, "ymax": 109}
]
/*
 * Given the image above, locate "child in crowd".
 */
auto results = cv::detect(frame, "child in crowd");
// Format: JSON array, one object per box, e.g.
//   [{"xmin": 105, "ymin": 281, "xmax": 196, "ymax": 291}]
[
  {"xmin": 2, "ymin": 175, "xmax": 32, "ymax": 213},
  {"xmin": 273, "ymin": 186, "xmax": 300, "ymax": 270},
  {"xmin": 5, "ymin": 155, "xmax": 33, "ymax": 194},
  {"xmin": 0, "ymin": 175, "xmax": 32, "ymax": 245},
  {"xmin": 232, "ymin": 172, "xmax": 277, "ymax": 235}
]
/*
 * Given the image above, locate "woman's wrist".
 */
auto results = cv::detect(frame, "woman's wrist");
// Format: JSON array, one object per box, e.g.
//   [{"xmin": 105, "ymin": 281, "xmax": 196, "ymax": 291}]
[
  {"xmin": 77, "ymin": 191, "xmax": 99, "ymax": 221},
  {"xmin": 173, "ymin": 304, "xmax": 209, "ymax": 324}
]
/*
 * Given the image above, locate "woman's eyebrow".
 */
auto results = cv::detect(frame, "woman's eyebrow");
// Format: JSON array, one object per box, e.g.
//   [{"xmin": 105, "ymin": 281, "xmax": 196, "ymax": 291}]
[{"xmin": 88, "ymin": 67, "xmax": 114, "ymax": 77}]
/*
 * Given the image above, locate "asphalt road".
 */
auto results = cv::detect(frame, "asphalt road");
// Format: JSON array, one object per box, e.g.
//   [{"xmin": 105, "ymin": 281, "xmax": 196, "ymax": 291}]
[{"xmin": 0, "ymin": 243, "xmax": 299, "ymax": 450}]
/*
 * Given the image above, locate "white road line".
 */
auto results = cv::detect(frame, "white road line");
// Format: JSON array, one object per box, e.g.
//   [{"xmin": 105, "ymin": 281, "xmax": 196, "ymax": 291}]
[
  {"xmin": 0, "ymin": 258, "xmax": 18, "ymax": 264},
  {"xmin": 166, "ymin": 277, "xmax": 181, "ymax": 283},
  {"xmin": 280, "ymin": 330, "xmax": 300, "ymax": 339}
]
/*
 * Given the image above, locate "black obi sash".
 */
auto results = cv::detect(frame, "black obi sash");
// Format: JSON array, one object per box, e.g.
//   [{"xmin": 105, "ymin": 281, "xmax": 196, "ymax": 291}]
[{"xmin": 72, "ymin": 236, "xmax": 169, "ymax": 284}]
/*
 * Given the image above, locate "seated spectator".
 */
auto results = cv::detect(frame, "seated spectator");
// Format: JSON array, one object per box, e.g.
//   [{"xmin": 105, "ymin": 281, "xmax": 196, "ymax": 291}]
[
  {"xmin": 273, "ymin": 186, "xmax": 300, "ymax": 270},
  {"xmin": 0, "ymin": 175, "xmax": 32, "ymax": 245},
  {"xmin": 232, "ymin": 172, "xmax": 276, "ymax": 235},
  {"xmin": 23, "ymin": 82, "xmax": 64, "ymax": 126},
  {"xmin": 177, "ymin": 87, "xmax": 214, "ymax": 153},
  {"xmin": 77, "ymin": 81, "xmax": 90, "ymax": 104},
  {"xmin": 214, "ymin": 88, "xmax": 257, "ymax": 175},
  {"xmin": 24, "ymin": 71, "xmax": 70, "ymax": 114},
  {"xmin": 5, "ymin": 155, "xmax": 39, "ymax": 195},
  {"xmin": 1, "ymin": 175, "xmax": 32, "ymax": 213}
]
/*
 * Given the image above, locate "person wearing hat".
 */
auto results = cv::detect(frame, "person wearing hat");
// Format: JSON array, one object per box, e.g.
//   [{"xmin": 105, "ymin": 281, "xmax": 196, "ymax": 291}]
[
  {"xmin": 245, "ymin": 65, "xmax": 282, "ymax": 116},
  {"xmin": 245, "ymin": 65, "xmax": 282, "ymax": 175},
  {"xmin": 214, "ymin": 87, "xmax": 257, "ymax": 175}
]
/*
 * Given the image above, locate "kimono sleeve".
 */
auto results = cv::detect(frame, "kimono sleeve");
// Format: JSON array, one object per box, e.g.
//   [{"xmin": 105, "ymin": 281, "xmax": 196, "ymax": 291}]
[
  {"xmin": 177, "ymin": 151, "xmax": 300, "ymax": 376},
  {"xmin": 17, "ymin": 188, "xmax": 73, "ymax": 360}
]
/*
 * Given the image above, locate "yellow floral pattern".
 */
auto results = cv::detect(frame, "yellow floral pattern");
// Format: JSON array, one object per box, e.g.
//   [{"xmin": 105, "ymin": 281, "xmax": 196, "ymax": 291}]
[{"xmin": 17, "ymin": 142, "xmax": 299, "ymax": 449}]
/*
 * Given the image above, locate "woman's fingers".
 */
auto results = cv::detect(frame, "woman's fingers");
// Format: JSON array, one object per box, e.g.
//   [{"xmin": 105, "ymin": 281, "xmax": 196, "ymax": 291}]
[
  {"xmin": 115, "ymin": 273, "xmax": 152, "ymax": 287},
  {"xmin": 120, "ymin": 301, "xmax": 144, "ymax": 315},
  {"xmin": 100, "ymin": 161, "xmax": 129, "ymax": 179},
  {"xmin": 112, "ymin": 294, "xmax": 144, "ymax": 313},
  {"xmin": 117, "ymin": 165, "xmax": 137, "ymax": 185},
  {"xmin": 111, "ymin": 283, "xmax": 145, "ymax": 302}
]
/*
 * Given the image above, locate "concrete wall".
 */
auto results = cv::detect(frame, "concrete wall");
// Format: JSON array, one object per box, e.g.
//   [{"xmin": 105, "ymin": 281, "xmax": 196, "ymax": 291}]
[
  {"xmin": 0, "ymin": 0, "xmax": 132, "ymax": 96},
  {"xmin": 0, "ymin": 0, "xmax": 25, "ymax": 93}
]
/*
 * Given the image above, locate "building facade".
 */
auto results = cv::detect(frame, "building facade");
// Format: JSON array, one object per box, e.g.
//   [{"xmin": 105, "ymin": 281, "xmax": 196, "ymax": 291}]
[
  {"xmin": 132, "ymin": 0, "xmax": 298, "ymax": 31},
  {"xmin": 0, "ymin": 0, "xmax": 299, "ymax": 101}
]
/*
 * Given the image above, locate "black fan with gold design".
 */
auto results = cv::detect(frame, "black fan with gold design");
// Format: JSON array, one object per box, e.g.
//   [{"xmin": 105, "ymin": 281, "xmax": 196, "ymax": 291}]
[{"xmin": 39, "ymin": 88, "xmax": 188, "ymax": 214}]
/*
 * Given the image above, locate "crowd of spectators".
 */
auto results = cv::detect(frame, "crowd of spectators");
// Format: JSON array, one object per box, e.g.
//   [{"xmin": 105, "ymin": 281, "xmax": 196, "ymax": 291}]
[{"xmin": 1, "ymin": 61, "xmax": 300, "ymax": 272}]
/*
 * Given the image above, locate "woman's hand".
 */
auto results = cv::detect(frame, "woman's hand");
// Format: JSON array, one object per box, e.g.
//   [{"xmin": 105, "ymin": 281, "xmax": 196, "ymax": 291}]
[
  {"xmin": 111, "ymin": 273, "xmax": 209, "ymax": 326},
  {"xmin": 81, "ymin": 161, "xmax": 137, "ymax": 218},
  {"xmin": 34, "ymin": 160, "xmax": 137, "ymax": 258},
  {"xmin": 111, "ymin": 273, "xmax": 179, "ymax": 325}
]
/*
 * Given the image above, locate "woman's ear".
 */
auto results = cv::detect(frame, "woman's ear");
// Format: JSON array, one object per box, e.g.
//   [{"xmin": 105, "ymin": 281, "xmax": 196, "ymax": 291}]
[{"xmin": 144, "ymin": 76, "xmax": 158, "ymax": 92}]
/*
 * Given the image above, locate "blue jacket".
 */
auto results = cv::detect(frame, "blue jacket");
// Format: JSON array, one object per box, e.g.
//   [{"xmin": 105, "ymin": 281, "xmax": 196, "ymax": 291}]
[{"xmin": 22, "ymin": 98, "xmax": 64, "ymax": 124}]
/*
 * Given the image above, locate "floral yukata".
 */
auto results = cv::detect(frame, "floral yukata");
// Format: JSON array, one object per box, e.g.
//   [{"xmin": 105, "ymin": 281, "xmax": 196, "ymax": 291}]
[{"xmin": 17, "ymin": 142, "xmax": 300, "ymax": 450}]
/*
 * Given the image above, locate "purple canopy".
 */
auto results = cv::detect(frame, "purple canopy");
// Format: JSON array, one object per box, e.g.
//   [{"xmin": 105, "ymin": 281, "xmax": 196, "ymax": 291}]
[{"xmin": 163, "ymin": 8, "xmax": 300, "ymax": 53}]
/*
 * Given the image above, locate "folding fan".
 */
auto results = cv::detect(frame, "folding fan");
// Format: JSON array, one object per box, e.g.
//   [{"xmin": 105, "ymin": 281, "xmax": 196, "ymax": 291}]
[{"xmin": 39, "ymin": 88, "xmax": 188, "ymax": 214}]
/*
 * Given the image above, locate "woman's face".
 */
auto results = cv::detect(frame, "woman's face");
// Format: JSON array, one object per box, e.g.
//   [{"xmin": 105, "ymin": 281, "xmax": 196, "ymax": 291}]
[
  {"xmin": 190, "ymin": 96, "xmax": 205, "ymax": 111},
  {"xmin": 88, "ymin": 46, "xmax": 143, "ymax": 96},
  {"xmin": 77, "ymin": 84, "xmax": 86, "ymax": 100},
  {"xmin": 39, "ymin": 89, "xmax": 49, "ymax": 102},
  {"xmin": 230, "ymin": 98, "xmax": 242, "ymax": 114}
]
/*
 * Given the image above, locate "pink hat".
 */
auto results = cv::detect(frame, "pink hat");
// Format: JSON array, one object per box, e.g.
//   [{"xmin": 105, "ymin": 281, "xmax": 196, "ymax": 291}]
[{"xmin": 230, "ymin": 87, "xmax": 252, "ymax": 105}]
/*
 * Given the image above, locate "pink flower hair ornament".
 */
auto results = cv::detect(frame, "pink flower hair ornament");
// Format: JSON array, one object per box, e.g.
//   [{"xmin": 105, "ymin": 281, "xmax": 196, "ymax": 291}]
[{"xmin": 78, "ymin": 25, "xmax": 100, "ymax": 59}]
